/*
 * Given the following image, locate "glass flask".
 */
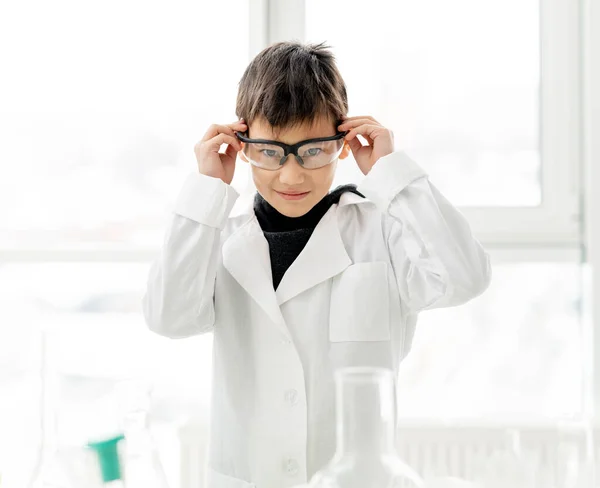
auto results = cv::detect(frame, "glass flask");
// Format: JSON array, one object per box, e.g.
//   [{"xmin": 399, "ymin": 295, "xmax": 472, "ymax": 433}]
[
  {"xmin": 307, "ymin": 367, "xmax": 423, "ymax": 488},
  {"xmin": 115, "ymin": 379, "xmax": 169, "ymax": 488},
  {"xmin": 549, "ymin": 420, "xmax": 595, "ymax": 488},
  {"xmin": 470, "ymin": 429, "xmax": 538, "ymax": 488},
  {"xmin": 27, "ymin": 326, "xmax": 69, "ymax": 488}
]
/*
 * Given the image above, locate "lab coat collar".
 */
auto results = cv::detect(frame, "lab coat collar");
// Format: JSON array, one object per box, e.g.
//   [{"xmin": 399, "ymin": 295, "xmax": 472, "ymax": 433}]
[
  {"xmin": 338, "ymin": 190, "xmax": 367, "ymax": 207},
  {"xmin": 222, "ymin": 215, "xmax": 284, "ymax": 326},
  {"xmin": 275, "ymin": 205, "xmax": 352, "ymax": 306},
  {"xmin": 223, "ymin": 190, "xmax": 367, "ymax": 332}
]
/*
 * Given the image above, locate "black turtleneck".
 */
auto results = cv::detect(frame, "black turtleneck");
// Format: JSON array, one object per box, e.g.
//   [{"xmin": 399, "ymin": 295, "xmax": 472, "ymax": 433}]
[{"xmin": 254, "ymin": 185, "xmax": 364, "ymax": 290}]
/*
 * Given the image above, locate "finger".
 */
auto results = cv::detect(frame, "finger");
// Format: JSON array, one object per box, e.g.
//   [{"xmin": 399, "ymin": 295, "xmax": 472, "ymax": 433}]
[
  {"xmin": 349, "ymin": 130, "xmax": 373, "ymax": 147},
  {"xmin": 346, "ymin": 134, "xmax": 364, "ymax": 154},
  {"xmin": 338, "ymin": 117, "xmax": 381, "ymax": 131},
  {"xmin": 224, "ymin": 143, "xmax": 239, "ymax": 161},
  {"xmin": 202, "ymin": 122, "xmax": 247, "ymax": 142},
  {"xmin": 226, "ymin": 119, "xmax": 248, "ymax": 131},
  {"xmin": 208, "ymin": 133, "xmax": 241, "ymax": 152},
  {"xmin": 345, "ymin": 124, "xmax": 381, "ymax": 142},
  {"xmin": 202, "ymin": 124, "xmax": 233, "ymax": 142}
]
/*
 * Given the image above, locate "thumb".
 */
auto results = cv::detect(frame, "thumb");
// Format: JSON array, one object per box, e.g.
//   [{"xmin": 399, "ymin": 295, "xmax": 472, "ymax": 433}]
[
  {"xmin": 223, "ymin": 143, "xmax": 239, "ymax": 166},
  {"xmin": 347, "ymin": 136, "xmax": 363, "ymax": 155}
]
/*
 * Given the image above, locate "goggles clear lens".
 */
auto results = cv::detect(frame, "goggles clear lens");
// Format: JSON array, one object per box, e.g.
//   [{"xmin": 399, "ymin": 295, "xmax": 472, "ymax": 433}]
[{"xmin": 242, "ymin": 138, "xmax": 345, "ymax": 170}]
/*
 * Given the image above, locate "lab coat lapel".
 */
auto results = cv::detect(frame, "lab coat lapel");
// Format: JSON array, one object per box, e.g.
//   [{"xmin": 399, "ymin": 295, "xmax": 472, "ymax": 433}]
[
  {"xmin": 222, "ymin": 216, "xmax": 286, "ymax": 327},
  {"xmin": 275, "ymin": 205, "xmax": 352, "ymax": 305}
]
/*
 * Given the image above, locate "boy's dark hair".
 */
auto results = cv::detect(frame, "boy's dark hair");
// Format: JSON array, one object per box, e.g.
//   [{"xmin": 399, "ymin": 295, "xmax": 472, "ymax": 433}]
[{"xmin": 236, "ymin": 41, "xmax": 348, "ymax": 137}]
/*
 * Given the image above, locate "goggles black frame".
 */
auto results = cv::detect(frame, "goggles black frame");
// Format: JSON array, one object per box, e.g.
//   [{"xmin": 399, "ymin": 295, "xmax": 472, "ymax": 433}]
[{"xmin": 234, "ymin": 131, "xmax": 348, "ymax": 168}]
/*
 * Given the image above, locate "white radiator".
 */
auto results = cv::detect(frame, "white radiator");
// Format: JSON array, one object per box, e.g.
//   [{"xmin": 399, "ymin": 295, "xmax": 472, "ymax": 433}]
[
  {"xmin": 177, "ymin": 419, "xmax": 599, "ymax": 487},
  {"xmin": 396, "ymin": 423, "xmax": 598, "ymax": 485}
]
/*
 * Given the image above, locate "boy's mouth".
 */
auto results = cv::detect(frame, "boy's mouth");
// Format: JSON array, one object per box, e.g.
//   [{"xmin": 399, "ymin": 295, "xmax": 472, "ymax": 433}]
[{"xmin": 275, "ymin": 190, "xmax": 310, "ymax": 201}]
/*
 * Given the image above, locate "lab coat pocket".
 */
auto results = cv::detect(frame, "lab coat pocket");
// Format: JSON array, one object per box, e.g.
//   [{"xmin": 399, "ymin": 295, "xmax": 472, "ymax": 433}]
[
  {"xmin": 329, "ymin": 262, "xmax": 391, "ymax": 342},
  {"xmin": 206, "ymin": 467, "xmax": 257, "ymax": 488}
]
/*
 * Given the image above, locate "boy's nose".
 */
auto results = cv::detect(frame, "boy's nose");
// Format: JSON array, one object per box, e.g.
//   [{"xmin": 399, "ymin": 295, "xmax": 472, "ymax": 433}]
[{"xmin": 278, "ymin": 154, "xmax": 305, "ymax": 185}]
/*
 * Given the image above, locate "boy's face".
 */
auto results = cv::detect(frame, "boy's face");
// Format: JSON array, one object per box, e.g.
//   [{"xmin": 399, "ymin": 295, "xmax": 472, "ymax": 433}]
[{"xmin": 240, "ymin": 116, "xmax": 351, "ymax": 218}]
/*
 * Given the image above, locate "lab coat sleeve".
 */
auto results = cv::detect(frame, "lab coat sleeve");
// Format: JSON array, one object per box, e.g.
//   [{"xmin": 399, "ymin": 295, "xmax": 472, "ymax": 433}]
[
  {"xmin": 142, "ymin": 172, "xmax": 239, "ymax": 338},
  {"xmin": 357, "ymin": 151, "xmax": 492, "ymax": 315}
]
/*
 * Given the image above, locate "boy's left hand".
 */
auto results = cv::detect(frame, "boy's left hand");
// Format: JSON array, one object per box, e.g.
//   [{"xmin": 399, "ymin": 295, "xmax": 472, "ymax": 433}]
[{"xmin": 338, "ymin": 116, "xmax": 394, "ymax": 175}]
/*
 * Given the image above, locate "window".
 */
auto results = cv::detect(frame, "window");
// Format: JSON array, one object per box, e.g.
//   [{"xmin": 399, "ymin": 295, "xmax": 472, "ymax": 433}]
[{"xmin": 0, "ymin": 0, "xmax": 594, "ymax": 485}]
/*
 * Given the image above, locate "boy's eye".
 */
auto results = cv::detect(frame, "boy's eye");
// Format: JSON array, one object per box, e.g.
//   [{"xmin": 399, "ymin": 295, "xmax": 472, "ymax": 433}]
[
  {"xmin": 260, "ymin": 149, "xmax": 279, "ymax": 158},
  {"xmin": 303, "ymin": 148, "xmax": 322, "ymax": 157}
]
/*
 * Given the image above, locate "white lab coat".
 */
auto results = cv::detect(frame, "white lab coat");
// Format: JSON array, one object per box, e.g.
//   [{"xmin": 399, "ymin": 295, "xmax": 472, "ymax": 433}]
[{"xmin": 142, "ymin": 151, "xmax": 491, "ymax": 488}]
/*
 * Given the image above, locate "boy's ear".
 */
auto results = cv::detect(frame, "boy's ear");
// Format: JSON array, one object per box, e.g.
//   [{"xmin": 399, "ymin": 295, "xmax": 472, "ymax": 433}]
[
  {"xmin": 339, "ymin": 141, "xmax": 351, "ymax": 160},
  {"xmin": 239, "ymin": 143, "xmax": 249, "ymax": 162}
]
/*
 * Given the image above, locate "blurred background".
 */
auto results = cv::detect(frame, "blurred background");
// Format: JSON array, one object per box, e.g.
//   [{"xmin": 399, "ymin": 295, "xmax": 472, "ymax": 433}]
[{"xmin": 0, "ymin": 0, "xmax": 599, "ymax": 486}]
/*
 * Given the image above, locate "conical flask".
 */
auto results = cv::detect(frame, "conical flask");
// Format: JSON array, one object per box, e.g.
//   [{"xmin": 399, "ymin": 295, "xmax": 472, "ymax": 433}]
[
  {"xmin": 115, "ymin": 379, "xmax": 169, "ymax": 488},
  {"xmin": 307, "ymin": 367, "xmax": 423, "ymax": 488}
]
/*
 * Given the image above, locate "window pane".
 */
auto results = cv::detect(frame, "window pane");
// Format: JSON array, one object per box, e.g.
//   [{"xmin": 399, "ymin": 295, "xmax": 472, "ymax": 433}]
[
  {"xmin": 396, "ymin": 261, "xmax": 584, "ymax": 419},
  {"xmin": 0, "ymin": 0, "xmax": 251, "ymax": 249},
  {"xmin": 307, "ymin": 0, "xmax": 541, "ymax": 207}
]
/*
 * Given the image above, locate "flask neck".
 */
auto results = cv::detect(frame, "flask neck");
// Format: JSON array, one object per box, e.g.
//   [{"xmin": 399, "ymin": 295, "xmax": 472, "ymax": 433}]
[
  {"xmin": 123, "ymin": 408, "xmax": 149, "ymax": 431},
  {"xmin": 122, "ymin": 408, "xmax": 153, "ymax": 456},
  {"xmin": 334, "ymin": 368, "xmax": 397, "ymax": 459}
]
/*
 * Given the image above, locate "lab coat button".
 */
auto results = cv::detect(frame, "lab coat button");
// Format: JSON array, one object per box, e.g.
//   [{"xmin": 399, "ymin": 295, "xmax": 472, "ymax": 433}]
[
  {"xmin": 285, "ymin": 389, "xmax": 298, "ymax": 405},
  {"xmin": 284, "ymin": 457, "xmax": 299, "ymax": 477}
]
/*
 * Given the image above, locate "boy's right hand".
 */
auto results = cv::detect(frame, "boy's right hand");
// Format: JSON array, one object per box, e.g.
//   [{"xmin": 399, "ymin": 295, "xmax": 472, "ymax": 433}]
[{"xmin": 194, "ymin": 119, "xmax": 247, "ymax": 184}]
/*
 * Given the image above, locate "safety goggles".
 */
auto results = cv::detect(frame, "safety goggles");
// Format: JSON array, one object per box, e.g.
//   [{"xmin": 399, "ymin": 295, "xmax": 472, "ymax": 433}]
[{"xmin": 234, "ymin": 131, "xmax": 347, "ymax": 171}]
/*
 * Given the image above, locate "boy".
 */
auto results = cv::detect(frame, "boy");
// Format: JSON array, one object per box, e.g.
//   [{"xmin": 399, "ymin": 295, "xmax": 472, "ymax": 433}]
[{"xmin": 142, "ymin": 41, "xmax": 491, "ymax": 488}]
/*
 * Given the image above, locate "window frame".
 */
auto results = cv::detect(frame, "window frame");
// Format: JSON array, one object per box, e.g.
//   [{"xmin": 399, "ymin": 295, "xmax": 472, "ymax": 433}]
[{"xmin": 582, "ymin": 0, "xmax": 600, "ymax": 425}]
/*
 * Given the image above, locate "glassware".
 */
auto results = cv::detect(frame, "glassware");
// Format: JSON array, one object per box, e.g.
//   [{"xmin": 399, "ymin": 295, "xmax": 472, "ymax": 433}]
[
  {"xmin": 470, "ymin": 428, "xmax": 538, "ymax": 488},
  {"xmin": 307, "ymin": 367, "xmax": 423, "ymax": 488},
  {"xmin": 550, "ymin": 420, "xmax": 595, "ymax": 488},
  {"xmin": 115, "ymin": 379, "xmax": 169, "ymax": 488},
  {"xmin": 27, "ymin": 323, "xmax": 127, "ymax": 488},
  {"xmin": 87, "ymin": 434, "xmax": 126, "ymax": 488},
  {"xmin": 26, "ymin": 326, "xmax": 69, "ymax": 488}
]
